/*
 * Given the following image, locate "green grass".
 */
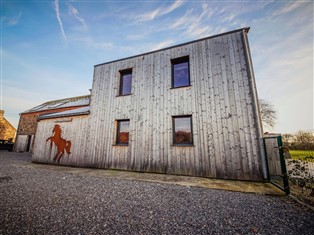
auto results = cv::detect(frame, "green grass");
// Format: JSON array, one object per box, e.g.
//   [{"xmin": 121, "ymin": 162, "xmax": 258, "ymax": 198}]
[{"xmin": 289, "ymin": 150, "xmax": 314, "ymax": 162}]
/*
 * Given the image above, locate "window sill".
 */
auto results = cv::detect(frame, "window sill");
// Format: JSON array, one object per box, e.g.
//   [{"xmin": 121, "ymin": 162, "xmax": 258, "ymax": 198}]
[
  {"xmin": 170, "ymin": 85, "xmax": 192, "ymax": 90},
  {"xmin": 112, "ymin": 144, "xmax": 129, "ymax": 147},
  {"xmin": 171, "ymin": 144, "xmax": 194, "ymax": 147},
  {"xmin": 116, "ymin": 94, "xmax": 132, "ymax": 97}
]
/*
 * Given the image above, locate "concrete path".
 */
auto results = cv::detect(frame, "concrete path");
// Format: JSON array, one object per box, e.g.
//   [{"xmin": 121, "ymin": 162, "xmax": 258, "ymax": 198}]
[{"xmin": 13, "ymin": 152, "xmax": 284, "ymax": 196}]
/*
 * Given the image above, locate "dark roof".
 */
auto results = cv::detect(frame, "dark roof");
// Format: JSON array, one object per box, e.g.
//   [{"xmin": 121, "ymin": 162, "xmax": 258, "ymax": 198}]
[
  {"xmin": 38, "ymin": 106, "xmax": 90, "ymax": 120},
  {"xmin": 21, "ymin": 95, "xmax": 90, "ymax": 114}
]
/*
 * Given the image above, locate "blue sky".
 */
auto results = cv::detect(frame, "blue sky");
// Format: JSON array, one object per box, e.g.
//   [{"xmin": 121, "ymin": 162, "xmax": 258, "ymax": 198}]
[{"xmin": 1, "ymin": 0, "xmax": 313, "ymax": 134}]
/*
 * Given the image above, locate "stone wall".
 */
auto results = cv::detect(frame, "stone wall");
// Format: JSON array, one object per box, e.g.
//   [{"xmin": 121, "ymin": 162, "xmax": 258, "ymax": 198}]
[
  {"xmin": 0, "ymin": 110, "xmax": 16, "ymax": 141},
  {"xmin": 17, "ymin": 107, "xmax": 84, "ymax": 135}
]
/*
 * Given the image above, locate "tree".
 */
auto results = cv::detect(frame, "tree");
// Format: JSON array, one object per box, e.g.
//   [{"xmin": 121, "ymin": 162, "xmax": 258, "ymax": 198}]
[
  {"xmin": 292, "ymin": 130, "xmax": 314, "ymax": 150},
  {"xmin": 259, "ymin": 99, "xmax": 277, "ymax": 131}
]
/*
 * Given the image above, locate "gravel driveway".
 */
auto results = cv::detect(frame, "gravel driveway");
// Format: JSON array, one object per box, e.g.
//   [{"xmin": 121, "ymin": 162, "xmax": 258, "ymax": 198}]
[{"xmin": 1, "ymin": 152, "xmax": 313, "ymax": 235}]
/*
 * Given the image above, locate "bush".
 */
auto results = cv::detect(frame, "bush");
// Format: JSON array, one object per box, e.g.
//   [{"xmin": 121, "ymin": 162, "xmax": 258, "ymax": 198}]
[{"xmin": 283, "ymin": 130, "xmax": 314, "ymax": 151}]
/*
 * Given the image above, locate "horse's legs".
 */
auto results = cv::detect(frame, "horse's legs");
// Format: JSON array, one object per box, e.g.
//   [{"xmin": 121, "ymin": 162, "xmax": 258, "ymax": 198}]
[
  {"xmin": 46, "ymin": 137, "xmax": 53, "ymax": 148},
  {"xmin": 58, "ymin": 150, "xmax": 65, "ymax": 162},
  {"xmin": 54, "ymin": 152, "xmax": 59, "ymax": 161}
]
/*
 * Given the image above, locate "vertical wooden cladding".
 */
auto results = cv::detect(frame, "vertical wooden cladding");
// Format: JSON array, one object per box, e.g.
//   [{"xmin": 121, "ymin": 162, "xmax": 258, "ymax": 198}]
[
  {"xmin": 86, "ymin": 29, "xmax": 263, "ymax": 180},
  {"xmin": 32, "ymin": 116, "xmax": 89, "ymax": 166}
]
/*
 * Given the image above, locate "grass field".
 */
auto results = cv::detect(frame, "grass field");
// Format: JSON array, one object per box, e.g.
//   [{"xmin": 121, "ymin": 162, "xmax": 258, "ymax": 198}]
[{"xmin": 289, "ymin": 150, "xmax": 314, "ymax": 162}]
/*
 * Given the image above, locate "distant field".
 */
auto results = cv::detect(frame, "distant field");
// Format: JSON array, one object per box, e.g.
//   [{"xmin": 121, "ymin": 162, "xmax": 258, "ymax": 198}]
[{"xmin": 289, "ymin": 150, "xmax": 314, "ymax": 162}]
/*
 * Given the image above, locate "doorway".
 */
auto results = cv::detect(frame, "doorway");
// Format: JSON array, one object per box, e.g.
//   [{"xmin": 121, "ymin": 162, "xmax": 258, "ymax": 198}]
[{"xmin": 26, "ymin": 135, "xmax": 32, "ymax": 152}]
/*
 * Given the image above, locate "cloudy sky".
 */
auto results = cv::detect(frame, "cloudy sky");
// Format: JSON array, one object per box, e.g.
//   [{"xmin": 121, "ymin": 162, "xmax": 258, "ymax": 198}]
[{"xmin": 1, "ymin": 0, "xmax": 313, "ymax": 134}]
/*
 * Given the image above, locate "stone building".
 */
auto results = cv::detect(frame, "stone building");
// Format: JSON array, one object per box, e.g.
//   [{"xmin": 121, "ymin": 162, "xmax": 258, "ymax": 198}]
[
  {"xmin": 14, "ymin": 95, "xmax": 90, "ymax": 152},
  {"xmin": 0, "ymin": 110, "xmax": 16, "ymax": 141}
]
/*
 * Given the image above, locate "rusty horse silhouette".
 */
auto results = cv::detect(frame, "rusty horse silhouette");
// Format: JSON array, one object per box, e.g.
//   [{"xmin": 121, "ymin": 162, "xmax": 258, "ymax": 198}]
[{"xmin": 46, "ymin": 124, "xmax": 72, "ymax": 162}]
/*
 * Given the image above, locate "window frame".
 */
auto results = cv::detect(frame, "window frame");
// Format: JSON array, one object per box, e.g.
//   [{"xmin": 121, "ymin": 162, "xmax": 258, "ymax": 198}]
[
  {"xmin": 171, "ymin": 56, "xmax": 190, "ymax": 89},
  {"xmin": 118, "ymin": 68, "xmax": 133, "ymax": 96},
  {"xmin": 172, "ymin": 115, "xmax": 193, "ymax": 146},
  {"xmin": 116, "ymin": 119, "xmax": 130, "ymax": 146}
]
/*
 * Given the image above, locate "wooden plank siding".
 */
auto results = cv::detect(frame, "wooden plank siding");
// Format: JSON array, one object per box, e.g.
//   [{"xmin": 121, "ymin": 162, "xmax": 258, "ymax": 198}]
[
  {"xmin": 31, "ymin": 28, "xmax": 265, "ymax": 181},
  {"xmin": 32, "ymin": 116, "xmax": 89, "ymax": 166},
  {"xmin": 82, "ymin": 29, "xmax": 264, "ymax": 180}
]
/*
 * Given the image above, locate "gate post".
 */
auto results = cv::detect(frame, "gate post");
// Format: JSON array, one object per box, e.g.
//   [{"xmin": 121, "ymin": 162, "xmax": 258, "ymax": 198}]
[
  {"xmin": 277, "ymin": 136, "xmax": 290, "ymax": 195},
  {"xmin": 263, "ymin": 137, "xmax": 270, "ymax": 180}
]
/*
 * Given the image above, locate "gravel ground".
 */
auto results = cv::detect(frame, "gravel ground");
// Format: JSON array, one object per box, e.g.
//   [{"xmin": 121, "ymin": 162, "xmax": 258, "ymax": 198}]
[{"xmin": 1, "ymin": 152, "xmax": 313, "ymax": 235}]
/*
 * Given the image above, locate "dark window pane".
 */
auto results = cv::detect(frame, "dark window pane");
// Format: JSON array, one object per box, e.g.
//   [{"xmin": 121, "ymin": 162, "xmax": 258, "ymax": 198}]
[
  {"xmin": 120, "ymin": 72, "xmax": 132, "ymax": 95},
  {"xmin": 174, "ymin": 116, "xmax": 192, "ymax": 145},
  {"xmin": 173, "ymin": 61, "xmax": 189, "ymax": 87},
  {"xmin": 117, "ymin": 120, "xmax": 130, "ymax": 144}
]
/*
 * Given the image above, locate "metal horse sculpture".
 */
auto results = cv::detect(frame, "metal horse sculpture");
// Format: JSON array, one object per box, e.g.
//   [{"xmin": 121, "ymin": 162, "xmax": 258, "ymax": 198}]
[{"xmin": 46, "ymin": 124, "xmax": 72, "ymax": 162}]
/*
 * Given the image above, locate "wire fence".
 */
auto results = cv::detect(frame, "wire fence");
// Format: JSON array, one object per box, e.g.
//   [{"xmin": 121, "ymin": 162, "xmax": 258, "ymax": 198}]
[
  {"xmin": 283, "ymin": 130, "xmax": 314, "ymax": 161},
  {"xmin": 281, "ymin": 130, "xmax": 314, "ymax": 205}
]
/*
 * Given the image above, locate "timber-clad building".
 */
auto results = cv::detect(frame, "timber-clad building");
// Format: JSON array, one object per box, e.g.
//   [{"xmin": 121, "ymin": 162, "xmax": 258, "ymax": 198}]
[
  {"xmin": 14, "ymin": 95, "xmax": 90, "ymax": 152},
  {"xmin": 31, "ymin": 27, "xmax": 266, "ymax": 181}
]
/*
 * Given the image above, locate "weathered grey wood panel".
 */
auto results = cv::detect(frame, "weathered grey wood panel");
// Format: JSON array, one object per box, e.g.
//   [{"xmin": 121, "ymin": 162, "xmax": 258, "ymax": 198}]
[
  {"xmin": 32, "ymin": 116, "xmax": 89, "ymax": 166},
  {"xmin": 14, "ymin": 135, "xmax": 31, "ymax": 152},
  {"xmin": 83, "ymin": 29, "xmax": 264, "ymax": 180}
]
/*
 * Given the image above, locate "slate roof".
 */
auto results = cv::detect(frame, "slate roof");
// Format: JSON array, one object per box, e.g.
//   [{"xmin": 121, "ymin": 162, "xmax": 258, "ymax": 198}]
[
  {"xmin": 21, "ymin": 95, "xmax": 90, "ymax": 114},
  {"xmin": 38, "ymin": 106, "xmax": 90, "ymax": 120}
]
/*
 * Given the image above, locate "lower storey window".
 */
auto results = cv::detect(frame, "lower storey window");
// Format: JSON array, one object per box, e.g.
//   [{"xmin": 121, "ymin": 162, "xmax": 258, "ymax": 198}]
[
  {"xmin": 173, "ymin": 116, "xmax": 193, "ymax": 145},
  {"xmin": 116, "ymin": 120, "xmax": 130, "ymax": 145}
]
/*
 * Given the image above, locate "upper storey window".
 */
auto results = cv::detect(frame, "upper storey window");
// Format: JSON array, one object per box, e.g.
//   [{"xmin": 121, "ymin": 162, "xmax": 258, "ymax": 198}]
[
  {"xmin": 119, "ymin": 69, "xmax": 132, "ymax": 96},
  {"xmin": 171, "ymin": 56, "xmax": 190, "ymax": 88}
]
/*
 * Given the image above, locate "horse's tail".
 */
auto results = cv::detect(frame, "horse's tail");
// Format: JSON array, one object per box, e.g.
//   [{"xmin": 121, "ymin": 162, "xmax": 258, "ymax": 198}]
[{"xmin": 65, "ymin": 141, "xmax": 72, "ymax": 154}]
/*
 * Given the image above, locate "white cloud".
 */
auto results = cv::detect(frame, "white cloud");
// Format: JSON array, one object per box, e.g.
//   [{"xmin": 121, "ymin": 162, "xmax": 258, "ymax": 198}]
[
  {"xmin": 139, "ymin": 9, "xmax": 159, "ymax": 21},
  {"xmin": 54, "ymin": 0, "xmax": 68, "ymax": 45},
  {"xmin": 254, "ymin": 24, "xmax": 313, "ymax": 133},
  {"xmin": 68, "ymin": 4, "xmax": 88, "ymax": 32},
  {"xmin": 186, "ymin": 22, "xmax": 211, "ymax": 38},
  {"xmin": 221, "ymin": 12, "xmax": 236, "ymax": 23},
  {"xmin": 169, "ymin": 3, "xmax": 215, "ymax": 39},
  {"xmin": 137, "ymin": 0, "xmax": 184, "ymax": 21},
  {"xmin": 2, "ymin": 11, "xmax": 22, "ymax": 26},
  {"xmin": 170, "ymin": 9, "xmax": 193, "ymax": 29},
  {"xmin": 272, "ymin": 2, "xmax": 302, "ymax": 17},
  {"xmin": 163, "ymin": 0, "xmax": 183, "ymax": 15},
  {"xmin": 151, "ymin": 39, "xmax": 176, "ymax": 51}
]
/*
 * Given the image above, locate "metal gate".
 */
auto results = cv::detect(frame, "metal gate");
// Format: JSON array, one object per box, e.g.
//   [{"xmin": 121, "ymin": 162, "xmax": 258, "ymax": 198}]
[{"xmin": 263, "ymin": 135, "xmax": 290, "ymax": 194}]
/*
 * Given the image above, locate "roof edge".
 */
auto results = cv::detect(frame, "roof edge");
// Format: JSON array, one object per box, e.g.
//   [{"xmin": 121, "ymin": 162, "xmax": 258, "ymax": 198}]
[
  {"xmin": 38, "ymin": 110, "xmax": 90, "ymax": 121},
  {"xmin": 20, "ymin": 94, "xmax": 91, "ymax": 115},
  {"xmin": 20, "ymin": 104, "xmax": 90, "ymax": 115},
  {"xmin": 2, "ymin": 117, "xmax": 16, "ymax": 131},
  {"xmin": 35, "ymin": 94, "xmax": 90, "ymax": 107},
  {"xmin": 94, "ymin": 27, "xmax": 250, "ymax": 67}
]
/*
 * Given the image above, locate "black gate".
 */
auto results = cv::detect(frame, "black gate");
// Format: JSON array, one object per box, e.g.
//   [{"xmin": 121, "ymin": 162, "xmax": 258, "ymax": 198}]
[{"xmin": 263, "ymin": 135, "xmax": 290, "ymax": 194}]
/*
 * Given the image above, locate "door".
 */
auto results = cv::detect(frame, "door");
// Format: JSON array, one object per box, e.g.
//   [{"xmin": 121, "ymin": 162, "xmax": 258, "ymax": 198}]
[{"xmin": 26, "ymin": 135, "xmax": 32, "ymax": 152}]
